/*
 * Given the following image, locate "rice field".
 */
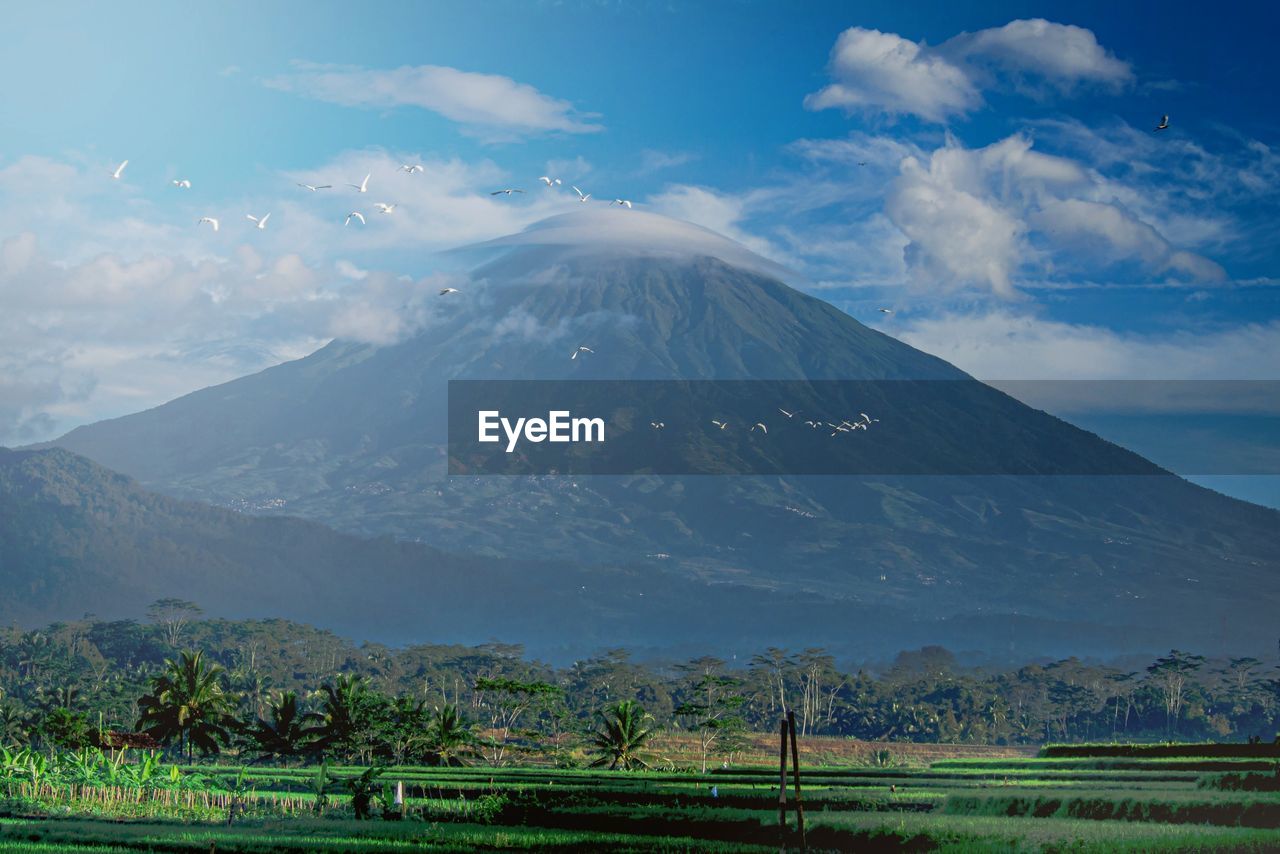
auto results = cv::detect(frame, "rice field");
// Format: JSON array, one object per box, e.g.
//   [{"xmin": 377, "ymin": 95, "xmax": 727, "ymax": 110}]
[{"xmin": 4, "ymin": 747, "xmax": 1280, "ymax": 851}]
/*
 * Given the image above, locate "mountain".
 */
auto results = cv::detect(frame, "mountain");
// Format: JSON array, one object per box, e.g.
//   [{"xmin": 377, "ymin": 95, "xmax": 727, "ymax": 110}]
[{"xmin": 49, "ymin": 211, "xmax": 1280, "ymax": 653}]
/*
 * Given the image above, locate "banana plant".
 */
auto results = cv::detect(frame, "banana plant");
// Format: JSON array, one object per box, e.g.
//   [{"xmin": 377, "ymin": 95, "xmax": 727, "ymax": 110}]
[{"xmin": 63, "ymin": 748, "xmax": 104, "ymax": 785}]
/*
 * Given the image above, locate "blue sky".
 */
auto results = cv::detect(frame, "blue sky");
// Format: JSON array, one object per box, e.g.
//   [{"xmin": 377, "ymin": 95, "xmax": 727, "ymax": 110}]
[{"xmin": 1, "ymin": 0, "xmax": 1278, "ymax": 498}]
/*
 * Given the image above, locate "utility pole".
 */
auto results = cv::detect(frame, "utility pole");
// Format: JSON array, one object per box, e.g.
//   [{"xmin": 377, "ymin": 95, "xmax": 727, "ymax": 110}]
[{"xmin": 788, "ymin": 710, "xmax": 806, "ymax": 850}]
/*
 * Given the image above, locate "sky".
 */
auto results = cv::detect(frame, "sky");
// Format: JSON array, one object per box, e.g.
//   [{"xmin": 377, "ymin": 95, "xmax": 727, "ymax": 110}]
[{"xmin": 2, "ymin": 0, "xmax": 1278, "ymax": 499}]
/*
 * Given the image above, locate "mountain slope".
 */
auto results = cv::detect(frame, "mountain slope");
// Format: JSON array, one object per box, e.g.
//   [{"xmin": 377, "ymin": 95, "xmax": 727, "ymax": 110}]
[{"xmin": 50, "ymin": 211, "xmax": 1280, "ymax": 651}]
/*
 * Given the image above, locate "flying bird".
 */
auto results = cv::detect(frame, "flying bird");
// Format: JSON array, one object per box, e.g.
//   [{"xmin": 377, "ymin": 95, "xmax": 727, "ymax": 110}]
[
  {"xmin": 860, "ymin": 413, "xmax": 880, "ymax": 425},
  {"xmin": 878, "ymin": 308, "xmax": 894, "ymax": 314},
  {"xmin": 650, "ymin": 422, "xmax": 665, "ymax": 430},
  {"xmin": 171, "ymin": 179, "xmax": 191, "ymax": 189},
  {"xmin": 570, "ymin": 346, "xmax": 594, "ymax": 360},
  {"xmin": 374, "ymin": 203, "xmax": 396, "ymax": 214},
  {"xmin": 539, "ymin": 176, "xmax": 562, "ymax": 188},
  {"xmin": 857, "ymin": 161, "xmax": 868, "ymax": 166},
  {"xmin": 751, "ymin": 423, "xmax": 768, "ymax": 434},
  {"xmin": 439, "ymin": 287, "xmax": 460, "ymax": 296},
  {"xmin": 779, "ymin": 408, "xmax": 798, "ymax": 418},
  {"xmin": 612, "ymin": 199, "xmax": 633, "ymax": 208},
  {"xmin": 297, "ymin": 183, "xmax": 332, "ymax": 192},
  {"xmin": 804, "ymin": 420, "xmax": 821, "ymax": 428},
  {"xmin": 111, "ymin": 160, "xmax": 128, "ymax": 180},
  {"xmin": 246, "ymin": 213, "xmax": 271, "ymax": 230},
  {"xmin": 490, "ymin": 188, "xmax": 525, "ymax": 195},
  {"xmin": 197, "ymin": 216, "xmax": 219, "ymax": 232},
  {"xmin": 347, "ymin": 173, "xmax": 371, "ymax": 193},
  {"xmin": 711, "ymin": 420, "xmax": 728, "ymax": 430},
  {"xmin": 399, "ymin": 164, "xmax": 424, "ymax": 174},
  {"xmin": 1155, "ymin": 115, "xmax": 1170, "ymax": 132},
  {"xmin": 572, "ymin": 186, "xmax": 591, "ymax": 203},
  {"xmin": 344, "ymin": 211, "xmax": 366, "ymax": 226}
]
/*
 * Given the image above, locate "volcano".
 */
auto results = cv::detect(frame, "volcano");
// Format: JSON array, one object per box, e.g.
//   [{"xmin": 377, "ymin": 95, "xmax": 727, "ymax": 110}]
[{"xmin": 50, "ymin": 210, "xmax": 1280, "ymax": 655}]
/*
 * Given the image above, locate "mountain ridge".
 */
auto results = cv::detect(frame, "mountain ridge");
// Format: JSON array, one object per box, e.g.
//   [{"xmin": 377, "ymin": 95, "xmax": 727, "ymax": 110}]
[{"xmin": 42, "ymin": 213, "xmax": 1280, "ymax": 652}]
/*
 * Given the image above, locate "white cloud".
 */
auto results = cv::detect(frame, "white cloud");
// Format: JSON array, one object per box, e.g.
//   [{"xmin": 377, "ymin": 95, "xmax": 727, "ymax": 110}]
[
  {"xmin": 805, "ymin": 28, "xmax": 978, "ymax": 122},
  {"xmin": 888, "ymin": 153, "xmax": 1026, "ymax": 296},
  {"xmin": 898, "ymin": 310, "xmax": 1280, "ymax": 380},
  {"xmin": 637, "ymin": 150, "xmax": 697, "ymax": 175},
  {"xmin": 945, "ymin": 19, "xmax": 1133, "ymax": 92},
  {"xmin": 882, "ymin": 134, "xmax": 1224, "ymax": 295},
  {"xmin": 265, "ymin": 61, "xmax": 602, "ymax": 137},
  {"xmin": 646, "ymin": 184, "xmax": 792, "ymax": 264},
  {"xmin": 806, "ymin": 20, "xmax": 1131, "ymax": 121}
]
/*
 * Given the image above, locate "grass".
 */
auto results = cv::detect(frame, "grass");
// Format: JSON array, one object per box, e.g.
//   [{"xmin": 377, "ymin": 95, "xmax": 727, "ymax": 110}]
[{"xmin": 8, "ymin": 748, "xmax": 1280, "ymax": 851}]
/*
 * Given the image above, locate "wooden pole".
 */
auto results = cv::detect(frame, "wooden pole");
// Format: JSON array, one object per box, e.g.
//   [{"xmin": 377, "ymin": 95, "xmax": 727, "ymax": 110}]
[
  {"xmin": 777, "ymin": 716, "xmax": 788, "ymax": 835},
  {"xmin": 788, "ymin": 710, "xmax": 805, "ymax": 850}
]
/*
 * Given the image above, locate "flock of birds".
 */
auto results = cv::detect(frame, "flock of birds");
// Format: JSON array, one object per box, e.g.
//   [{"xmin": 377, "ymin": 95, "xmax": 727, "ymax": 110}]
[
  {"xmin": 110, "ymin": 160, "xmax": 635, "ymax": 298},
  {"xmin": 644, "ymin": 408, "xmax": 880, "ymax": 438},
  {"xmin": 109, "ymin": 159, "xmax": 633, "ymax": 241}
]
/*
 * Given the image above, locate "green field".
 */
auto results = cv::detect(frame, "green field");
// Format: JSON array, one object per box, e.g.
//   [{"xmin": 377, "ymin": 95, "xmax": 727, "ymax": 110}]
[{"xmin": 6, "ymin": 747, "xmax": 1280, "ymax": 851}]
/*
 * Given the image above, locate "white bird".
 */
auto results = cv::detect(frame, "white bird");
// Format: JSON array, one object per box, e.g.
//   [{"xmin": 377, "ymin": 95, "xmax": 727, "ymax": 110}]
[
  {"xmin": 246, "ymin": 212, "xmax": 271, "ymax": 230},
  {"xmin": 860, "ymin": 413, "xmax": 879, "ymax": 425},
  {"xmin": 1155, "ymin": 114, "xmax": 1170, "ymax": 132},
  {"xmin": 348, "ymin": 173, "xmax": 371, "ymax": 193},
  {"xmin": 539, "ymin": 176, "xmax": 562, "ymax": 188},
  {"xmin": 297, "ymin": 182, "xmax": 332, "ymax": 191},
  {"xmin": 804, "ymin": 420, "xmax": 821, "ymax": 428},
  {"xmin": 344, "ymin": 211, "xmax": 366, "ymax": 226},
  {"xmin": 490, "ymin": 188, "xmax": 525, "ymax": 195},
  {"xmin": 650, "ymin": 422, "xmax": 665, "ymax": 429},
  {"xmin": 711, "ymin": 420, "xmax": 728, "ymax": 430},
  {"xmin": 399, "ymin": 164, "xmax": 424, "ymax": 174},
  {"xmin": 374, "ymin": 203, "xmax": 396, "ymax": 214},
  {"xmin": 111, "ymin": 160, "xmax": 128, "ymax": 180},
  {"xmin": 439, "ymin": 287, "xmax": 460, "ymax": 296},
  {"xmin": 779, "ymin": 408, "xmax": 798, "ymax": 418},
  {"xmin": 878, "ymin": 308, "xmax": 894, "ymax": 314},
  {"xmin": 197, "ymin": 216, "xmax": 219, "ymax": 232},
  {"xmin": 171, "ymin": 179, "xmax": 191, "ymax": 189},
  {"xmin": 570, "ymin": 345, "xmax": 594, "ymax": 360},
  {"xmin": 572, "ymin": 186, "xmax": 591, "ymax": 203},
  {"xmin": 612, "ymin": 199, "xmax": 633, "ymax": 208},
  {"xmin": 751, "ymin": 423, "xmax": 768, "ymax": 434}
]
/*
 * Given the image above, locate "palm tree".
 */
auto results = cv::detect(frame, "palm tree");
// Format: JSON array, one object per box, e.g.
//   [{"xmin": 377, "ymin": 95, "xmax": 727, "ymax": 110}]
[
  {"xmin": 426, "ymin": 704, "xmax": 476, "ymax": 766},
  {"xmin": 136, "ymin": 650, "xmax": 235, "ymax": 762},
  {"xmin": 250, "ymin": 691, "xmax": 310, "ymax": 764},
  {"xmin": 306, "ymin": 675, "xmax": 382, "ymax": 763},
  {"xmin": 589, "ymin": 700, "xmax": 655, "ymax": 770}
]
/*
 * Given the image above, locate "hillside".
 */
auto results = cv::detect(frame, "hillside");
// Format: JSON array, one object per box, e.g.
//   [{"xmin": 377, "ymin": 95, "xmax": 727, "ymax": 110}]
[{"xmin": 48, "ymin": 211, "xmax": 1280, "ymax": 654}]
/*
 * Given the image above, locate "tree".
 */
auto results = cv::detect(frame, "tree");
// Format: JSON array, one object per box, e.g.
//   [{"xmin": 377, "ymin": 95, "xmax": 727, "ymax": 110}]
[
  {"xmin": 249, "ymin": 691, "xmax": 311, "ymax": 764},
  {"xmin": 0, "ymin": 703, "xmax": 30, "ymax": 745},
  {"xmin": 589, "ymin": 700, "xmax": 656, "ymax": 770},
  {"xmin": 306, "ymin": 674, "xmax": 389, "ymax": 764},
  {"xmin": 675, "ymin": 669, "xmax": 747, "ymax": 773},
  {"xmin": 426, "ymin": 704, "xmax": 477, "ymax": 766},
  {"xmin": 35, "ymin": 707, "xmax": 93, "ymax": 750},
  {"xmin": 146, "ymin": 600, "xmax": 204, "ymax": 649},
  {"xmin": 1147, "ymin": 650, "xmax": 1206, "ymax": 733},
  {"xmin": 473, "ymin": 677, "xmax": 560, "ymax": 766},
  {"xmin": 136, "ymin": 650, "xmax": 235, "ymax": 762}
]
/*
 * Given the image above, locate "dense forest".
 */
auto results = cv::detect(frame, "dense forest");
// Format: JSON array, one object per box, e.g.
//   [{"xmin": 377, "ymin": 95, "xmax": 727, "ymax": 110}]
[{"xmin": 2, "ymin": 603, "xmax": 1277, "ymax": 766}]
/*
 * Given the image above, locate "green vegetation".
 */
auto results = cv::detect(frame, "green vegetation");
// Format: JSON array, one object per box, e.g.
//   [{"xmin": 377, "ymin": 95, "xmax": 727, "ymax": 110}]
[
  {"xmin": 6, "ymin": 751, "xmax": 1280, "ymax": 851},
  {"xmin": 4, "ymin": 614, "xmax": 1278, "ymax": 766},
  {"xmin": 2, "ymin": 612, "xmax": 1280, "ymax": 848}
]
